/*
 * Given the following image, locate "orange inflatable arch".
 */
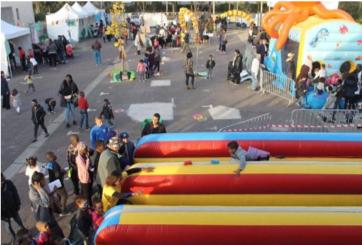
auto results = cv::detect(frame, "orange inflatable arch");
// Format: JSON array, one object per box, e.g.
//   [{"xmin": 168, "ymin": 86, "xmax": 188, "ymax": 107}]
[
  {"xmin": 220, "ymin": 10, "xmax": 254, "ymax": 25},
  {"xmin": 178, "ymin": 7, "xmax": 199, "ymax": 32}
]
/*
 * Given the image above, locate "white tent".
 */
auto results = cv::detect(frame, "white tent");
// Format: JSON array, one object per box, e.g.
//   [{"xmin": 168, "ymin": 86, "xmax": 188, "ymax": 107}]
[
  {"xmin": 71, "ymin": 2, "xmax": 90, "ymax": 37},
  {"xmin": 46, "ymin": 3, "xmax": 84, "ymax": 42},
  {"xmin": 1, "ymin": 20, "xmax": 31, "ymax": 77},
  {"xmin": 83, "ymin": 2, "xmax": 106, "ymax": 25}
]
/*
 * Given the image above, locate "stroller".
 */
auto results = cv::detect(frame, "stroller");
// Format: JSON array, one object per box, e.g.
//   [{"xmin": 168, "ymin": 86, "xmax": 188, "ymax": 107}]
[
  {"xmin": 227, "ymin": 61, "xmax": 254, "ymax": 82},
  {"xmin": 66, "ymin": 44, "xmax": 74, "ymax": 58}
]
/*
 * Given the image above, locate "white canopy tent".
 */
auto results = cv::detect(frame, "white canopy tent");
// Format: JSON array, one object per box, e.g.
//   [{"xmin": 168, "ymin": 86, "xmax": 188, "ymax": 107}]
[
  {"xmin": 74, "ymin": 2, "xmax": 96, "ymax": 32},
  {"xmin": 1, "ymin": 20, "xmax": 31, "ymax": 77},
  {"xmin": 71, "ymin": 2, "xmax": 90, "ymax": 37},
  {"xmin": 83, "ymin": 2, "xmax": 106, "ymax": 25},
  {"xmin": 46, "ymin": 3, "xmax": 84, "ymax": 42}
]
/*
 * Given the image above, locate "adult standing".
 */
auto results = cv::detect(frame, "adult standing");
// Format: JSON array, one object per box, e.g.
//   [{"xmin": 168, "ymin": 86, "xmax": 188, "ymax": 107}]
[
  {"xmin": 118, "ymin": 38, "xmax": 127, "ymax": 61},
  {"xmin": 31, "ymin": 99, "xmax": 49, "ymax": 142},
  {"xmin": 230, "ymin": 50, "xmax": 243, "ymax": 85},
  {"xmin": 8, "ymin": 42, "xmax": 16, "ymax": 70},
  {"xmin": 183, "ymin": 52, "xmax": 195, "ymax": 90},
  {"xmin": 29, "ymin": 171, "xmax": 64, "ymax": 238},
  {"xmin": 18, "ymin": 47, "xmax": 27, "ymax": 72},
  {"xmin": 134, "ymin": 31, "xmax": 142, "ymax": 55},
  {"xmin": 54, "ymin": 40, "xmax": 66, "ymax": 65},
  {"xmin": 1, "ymin": 71, "xmax": 10, "ymax": 110},
  {"xmin": 58, "ymin": 74, "xmax": 79, "ymax": 128},
  {"xmin": 220, "ymin": 29, "xmax": 227, "ymax": 54},
  {"xmin": 141, "ymin": 113, "xmax": 167, "ymax": 137},
  {"xmin": 251, "ymin": 54, "xmax": 265, "ymax": 91},
  {"xmin": 1, "ymin": 173, "xmax": 25, "ymax": 243},
  {"xmin": 256, "ymin": 38, "xmax": 268, "ymax": 65},
  {"xmin": 286, "ymin": 53, "xmax": 296, "ymax": 81},
  {"xmin": 91, "ymin": 39, "xmax": 102, "ymax": 66},
  {"xmin": 343, "ymin": 73, "xmax": 358, "ymax": 109},
  {"xmin": 76, "ymin": 142, "xmax": 93, "ymax": 207},
  {"xmin": 47, "ymin": 40, "xmax": 58, "ymax": 67},
  {"xmin": 93, "ymin": 140, "xmax": 106, "ymax": 195},
  {"xmin": 96, "ymin": 137, "xmax": 122, "ymax": 189},
  {"xmin": 67, "ymin": 134, "xmax": 80, "ymax": 196},
  {"xmin": 180, "ymin": 30, "xmax": 191, "ymax": 54}
]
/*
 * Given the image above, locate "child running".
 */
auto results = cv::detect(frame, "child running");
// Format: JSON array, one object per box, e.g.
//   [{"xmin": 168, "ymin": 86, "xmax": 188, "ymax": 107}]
[
  {"xmin": 11, "ymin": 89, "xmax": 22, "ymax": 114},
  {"xmin": 24, "ymin": 71, "xmax": 35, "ymax": 93}
]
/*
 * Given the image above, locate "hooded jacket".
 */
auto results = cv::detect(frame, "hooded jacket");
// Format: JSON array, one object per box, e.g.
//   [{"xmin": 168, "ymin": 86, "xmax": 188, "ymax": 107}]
[
  {"xmin": 343, "ymin": 79, "xmax": 358, "ymax": 98},
  {"xmin": 1, "ymin": 179, "xmax": 21, "ymax": 219},
  {"xmin": 31, "ymin": 104, "xmax": 46, "ymax": 124},
  {"xmin": 29, "ymin": 185, "xmax": 51, "ymax": 222}
]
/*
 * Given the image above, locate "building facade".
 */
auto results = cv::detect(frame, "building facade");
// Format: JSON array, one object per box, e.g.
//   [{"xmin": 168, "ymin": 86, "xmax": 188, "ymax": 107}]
[{"xmin": 1, "ymin": 1, "xmax": 35, "ymax": 25}]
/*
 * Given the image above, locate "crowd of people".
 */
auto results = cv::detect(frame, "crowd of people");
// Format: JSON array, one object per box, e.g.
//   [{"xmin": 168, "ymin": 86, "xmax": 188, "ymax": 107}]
[{"xmin": 1, "ymin": 111, "xmax": 168, "ymax": 245}]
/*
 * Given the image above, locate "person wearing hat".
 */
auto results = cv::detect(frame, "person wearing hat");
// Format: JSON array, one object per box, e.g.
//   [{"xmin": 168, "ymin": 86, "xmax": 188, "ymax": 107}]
[
  {"xmin": 286, "ymin": 53, "xmax": 296, "ymax": 81},
  {"xmin": 120, "ymin": 132, "xmax": 135, "ymax": 166},
  {"xmin": 96, "ymin": 137, "xmax": 122, "ymax": 190},
  {"xmin": 31, "ymin": 99, "xmax": 49, "ymax": 142}
]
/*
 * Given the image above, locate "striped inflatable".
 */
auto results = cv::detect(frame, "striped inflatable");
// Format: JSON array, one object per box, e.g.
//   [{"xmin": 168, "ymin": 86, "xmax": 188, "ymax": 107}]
[
  {"xmin": 122, "ymin": 162, "xmax": 362, "ymax": 206},
  {"xmin": 134, "ymin": 132, "xmax": 362, "ymax": 162},
  {"xmin": 95, "ymin": 206, "xmax": 362, "ymax": 245}
]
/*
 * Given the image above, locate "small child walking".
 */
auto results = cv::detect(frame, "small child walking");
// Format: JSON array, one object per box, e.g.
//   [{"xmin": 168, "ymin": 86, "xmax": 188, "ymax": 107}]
[
  {"xmin": 24, "ymin": 71, "xmax": 36, "ymax": 93},
  {"xmin": 11, "ymin": 89, "xmax": 22, "ymax": 114},
  {"xmin": 136, "ymin": 59, "xmax": 146, "ymax": 82},
  {"xmin": 75, "ymin": 196, "xmax": 94, "ymax": 245},
  {"xmin": 205, "ymin": 55, "xmax": 216, "ymax": 79},
  {"xmin": 78, "ymin": 91, "xmax": 89, "ymax": 130},
  {"xmin": 100, "ymin": 99, "xmax": 114, "ymax": 129}
]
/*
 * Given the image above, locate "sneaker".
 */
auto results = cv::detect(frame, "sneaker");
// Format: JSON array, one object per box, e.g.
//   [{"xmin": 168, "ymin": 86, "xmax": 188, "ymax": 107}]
[
  {"xmin": 66, "ymin": 123, "xmax": 70, "ymax": 128},
  {"xmin": 32, "ymin": 138, "xmax": 37, "ymax": 143},
  {"xmin": 44, "ymin": 133, "xmax": 49, "ymax": 137},
  {"xmin": 85, "ymin": 128, "xmax": 90, "ymax": 131},
  {"xmin": 59, "ymin": 212, "xmax": 71, "ymax": 217},
  {"xmin": 187, "ymin": 86, "xmax": 190, "ymax": 90},
  {"xmin": 191, "ymin": 85, "xmax": 196, "ymax": 89},
  {"xmin": 73, "ymin": 120, "xmax": 77, "ymax": 125}
]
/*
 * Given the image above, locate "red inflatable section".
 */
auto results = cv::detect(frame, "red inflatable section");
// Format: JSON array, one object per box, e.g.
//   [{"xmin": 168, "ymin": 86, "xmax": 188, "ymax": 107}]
[
  {"xmin": 134, "ymin": 140, "xmax": 362, "ymax": 158},
  {"xmin": 96, "ymin": 225, "xmax": 362, "ymax": 245}
]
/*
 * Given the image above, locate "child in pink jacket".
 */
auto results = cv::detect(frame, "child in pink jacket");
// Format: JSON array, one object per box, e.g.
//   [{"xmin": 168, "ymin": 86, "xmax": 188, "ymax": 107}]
[
  {"xmin": 136, "ymin": 59, "xmax": 146, "ymax": 83},
  {"xmin": 76, "ymin": 142, "xmax": 92, "ymax": 206}
]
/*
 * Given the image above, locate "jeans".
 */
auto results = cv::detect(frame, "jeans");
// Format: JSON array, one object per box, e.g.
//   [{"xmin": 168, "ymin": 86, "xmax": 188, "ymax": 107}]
[
  {"xmin": 251, "ymin": 71, "xmax": 258, "ymax": 90},
  {"xmin": 105, "ymin": 119, "xmax": 114, "ymax": 128},
  {"xmin": 79, "ymin": 109, "xmax": 89, "ymax": 128},
  {"xmin": 93, "ymin": 51, "xmax": 102, "ymax": 65},
  {"xmin": 3, "ymin": 212, "xmax": 24, "ymax": 240},
  {"xmin": 153, "ymin": 61, "xmax": 160, "ymax": 72},
  {"xmin": 58, "ymin": 51, "xmax": 66, "ymax": 63},
  {"xmin": 297, "ymin": 95, "xmax": 306, "ymax": 105},
  {"xmin": 207, "ymin": 68, "xmax": 213, "ymax": 78},
  {"xmin": 34, "ymin": 122, "xmax": 48, "ymax": 139},
  {"xmin": 185, "ymin": 74, "xmax": 194, "ymax": 86},
  {"xmin": 65, "ymin": 103, "xmax": 76, "ymax": 123},
  {"xmin": 46, "ymin": 104, "xmax": 54, "ymax": 113}
]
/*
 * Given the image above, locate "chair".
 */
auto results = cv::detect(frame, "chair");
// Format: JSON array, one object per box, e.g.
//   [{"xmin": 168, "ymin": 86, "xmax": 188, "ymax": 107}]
[{"xmin": 142, "ymin": 119, "xmax": 163, "ymax": 129}]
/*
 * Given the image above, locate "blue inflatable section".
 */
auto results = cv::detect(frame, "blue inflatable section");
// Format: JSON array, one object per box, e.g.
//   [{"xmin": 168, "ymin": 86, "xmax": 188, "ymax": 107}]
[
  {"xmin": 94, "ymin": 205, "xmax": 124, "ymax": 243},
  {"xmin": 136, "ymin": 132, "xmax": 362, "ymax": 147},
  {"xmin": 306, "ymin": 91, "xmax": 329, "ymax": 109}
]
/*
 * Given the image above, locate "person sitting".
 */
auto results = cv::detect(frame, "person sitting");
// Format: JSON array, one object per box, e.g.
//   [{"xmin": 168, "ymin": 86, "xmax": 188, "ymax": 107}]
[
  {"xmin": 228, "ymin": 141, "xmax": 254, "ymax": 178},
  {"xmin": 141, "ymin": 113, "xmax": 166, "ymax": 137}
]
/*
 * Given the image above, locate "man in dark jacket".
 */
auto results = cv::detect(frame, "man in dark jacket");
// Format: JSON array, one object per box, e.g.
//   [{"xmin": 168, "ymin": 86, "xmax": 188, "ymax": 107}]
[
  {"xmin": 231, "ymin": 50, "xmax": 243, "ymax": 85},
  {"xmin": 58, "ymin": 74, "xmax": 79, "ymax": 128},
  {"xmin": 31, "ymin": 99, "xmax": 49, "ymax": 142},
  {"xmin": 119, "ymin": 132, "xmax": 135, "ymax": 166},
  {"xmin": 343, "ymin": 73, "xmax": 358, "ymax": 109},
  {"xmin": 1, "ymin": 173, "xmax": 25, "ymax": 242},
  {"xmin": 55, "ymin": 40, "xmax": 66, "ymax": 65},
  {"xmin": 256, "ymin": 38, "xmax": 268, "ymax": 64},
  {"xmin": 1, "ymin": 71, "xmax": 11, "ymax": 109},
  {"xmin": 141, "ymin": 113, "xmax": 166, "ymax": 137}
]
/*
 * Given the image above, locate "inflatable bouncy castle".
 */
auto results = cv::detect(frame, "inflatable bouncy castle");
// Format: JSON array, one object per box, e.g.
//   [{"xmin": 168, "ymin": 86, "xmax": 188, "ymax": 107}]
[{"xmin": 261, "ymin": 2, "xmax": 362, "ymax": 108}]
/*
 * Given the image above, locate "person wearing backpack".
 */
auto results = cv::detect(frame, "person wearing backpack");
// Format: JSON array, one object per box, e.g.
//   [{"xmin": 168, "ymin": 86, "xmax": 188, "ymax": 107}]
[
  {"xmin": 31, "ymin": 99, "xmax": 49, "ymax": 143},
  {"xmin": 1, "ymin": 173, "xmax": 25, "ymax": 243},
  {"xmin": 206, "ymin": 55, "xmax": 215, "ymax": 79}
]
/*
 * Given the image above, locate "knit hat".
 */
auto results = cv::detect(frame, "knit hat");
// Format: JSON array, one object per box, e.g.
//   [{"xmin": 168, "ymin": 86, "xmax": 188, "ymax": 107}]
[
  {"xmin": 120, "ymin": 132, "xmax": 129, "ymax": 139},
  {"xmin": 107, "ymin": 137, "xmax": 120, "ymax": 148},
  {"xmin": 77, "ymin": 142, "xmax": 87, "ymax": 151}
]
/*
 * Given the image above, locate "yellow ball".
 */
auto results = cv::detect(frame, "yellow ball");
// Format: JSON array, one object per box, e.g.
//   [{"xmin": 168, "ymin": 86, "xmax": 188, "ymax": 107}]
[{"xmin": 114, "ymin": 42, "xmax": 119, "ymax": 48}]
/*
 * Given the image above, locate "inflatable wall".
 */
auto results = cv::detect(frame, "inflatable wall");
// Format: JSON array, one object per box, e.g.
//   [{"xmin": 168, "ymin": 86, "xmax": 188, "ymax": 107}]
[
  {"xmin": 123, "ymin": 162, "xmax": 362, "ymax": 206},
  {"xmin": 134, "ymin": 132, "xmax": 362, "ymax": 162},
  {"xmin": 95, "ymin": 205, "xmax": 362, "ymax": 245}
]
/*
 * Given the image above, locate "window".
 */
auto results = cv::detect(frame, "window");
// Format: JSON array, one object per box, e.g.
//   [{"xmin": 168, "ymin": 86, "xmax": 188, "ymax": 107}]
[{"xmin": 16, "ymin": 8, "xmax": 19, "ymax": 20}]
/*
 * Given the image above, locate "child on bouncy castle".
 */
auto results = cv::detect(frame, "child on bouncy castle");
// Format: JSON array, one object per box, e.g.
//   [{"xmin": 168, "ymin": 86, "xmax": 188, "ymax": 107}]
[{"xmin": 227, "ymin": 141, "xmax": 254, "ymax": 178}]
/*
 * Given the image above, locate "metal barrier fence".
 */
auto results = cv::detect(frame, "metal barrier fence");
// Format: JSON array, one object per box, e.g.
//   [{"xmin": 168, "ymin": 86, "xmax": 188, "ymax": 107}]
[
  {"xmin": 290, "ymin": 109, "xmax": 361, "ymax": 132},
  {"xmin": 219, "ymin": 113, "xmax": 272, "ymax": 132},
  {"xmin": 259, "ymin": 70, "xmax": 296, "ymax": 107}
]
